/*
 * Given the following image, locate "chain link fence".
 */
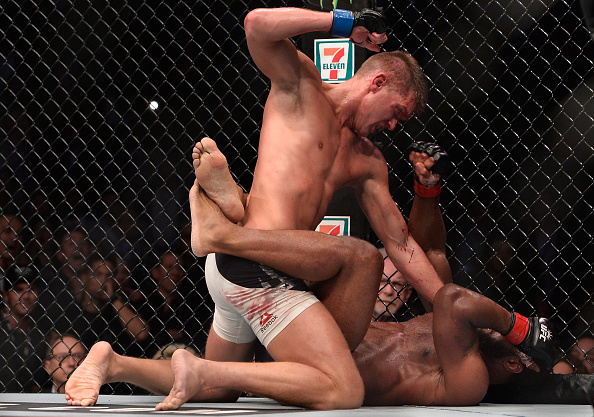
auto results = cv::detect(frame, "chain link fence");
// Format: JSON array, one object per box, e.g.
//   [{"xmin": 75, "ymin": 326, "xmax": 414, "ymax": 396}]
[{"xmin": 0, "ymin": 0, "xmax": 592, "ymax": 393}]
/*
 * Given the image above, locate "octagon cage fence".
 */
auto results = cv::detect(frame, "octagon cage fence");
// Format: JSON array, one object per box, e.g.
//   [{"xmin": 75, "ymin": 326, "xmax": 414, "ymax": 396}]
[{"xmin": 0, "ymin": 0, "xmax": 593, "ymax": 394}]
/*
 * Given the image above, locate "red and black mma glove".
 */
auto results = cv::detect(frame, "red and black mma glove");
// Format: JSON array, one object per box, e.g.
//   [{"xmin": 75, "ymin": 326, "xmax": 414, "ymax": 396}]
[
  {"xmin": 330, "ymin": 9, "xmax": 388, "ymax": 38},
  {"xmin": 406, "ymin": 141, "xmax": 451, "ymax": 198},
  {"xmin": 503, "ymin": 313, "xmax": 560, "ymax": 373}
]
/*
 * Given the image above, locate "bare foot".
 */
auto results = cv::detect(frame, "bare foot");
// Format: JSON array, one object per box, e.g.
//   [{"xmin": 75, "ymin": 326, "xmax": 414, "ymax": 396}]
[
  {"xmin": 193, "ymin": 138, "xmax": 244, "ymax": 223},
  {"xmin": 189, "ymin": 181, "xmax": 234, "ymax": 257},
  {"xmin": 156, "ymin": 349, "xmax": 205, "ymax": 411},
  {"xmin": 65, "ymin": 341, "xmax": 114, "ymax": 406}
]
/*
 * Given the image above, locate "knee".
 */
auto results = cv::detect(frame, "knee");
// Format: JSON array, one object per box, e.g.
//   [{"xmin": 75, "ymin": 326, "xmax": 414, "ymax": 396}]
[
  {"xmin": 315, "ymin": 372, "xmax": 364, "ymax": 410},
  {"xmin": 353, "ymin": 239, "xmax": 383, "ymax": 275}
]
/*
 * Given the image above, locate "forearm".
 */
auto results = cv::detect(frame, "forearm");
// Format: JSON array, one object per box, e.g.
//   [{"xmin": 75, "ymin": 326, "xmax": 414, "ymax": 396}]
[
  {"xmin": 409, "ymin": 194, "xmax": 452, "ymax": 284},
  {"xmin": 385, "ymin": 236, "xmax": 444, "ymax": 307},
  {"xmin": 245, "ymin": 8, "xmax": 332, "ymax": 44}
]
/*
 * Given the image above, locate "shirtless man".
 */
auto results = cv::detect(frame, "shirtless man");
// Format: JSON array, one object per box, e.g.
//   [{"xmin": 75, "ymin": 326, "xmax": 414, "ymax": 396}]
[
  {"xmin": 353, "ymin": 147, "xmax": 558, "ymax": 405},
  {"xmin": 66, "ymin": 6, "xmax": 447, "ymax": 410},
  {"xmin": 65, "ymin": 142, "xmax": 558, "ymax": 407}
]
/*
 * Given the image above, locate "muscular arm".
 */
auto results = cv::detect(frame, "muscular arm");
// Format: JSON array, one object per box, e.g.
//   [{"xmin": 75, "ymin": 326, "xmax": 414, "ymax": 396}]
[
  {"xmin": 244, "ymin": 8, "xmax": 332, "ymax": 83},
  {"xmin": 407, "ymin": 151, "xmax": 453, "ymax": 307},
  {"xmin": 409, "ymin": 194, "xmax": 452, "ymax": 290},
  {"xmin": 370, "ymin": 143, "xmax": 452, "ymax": 311},
  {"xmin": 356, "ymin": 172, "xmax": 445, "ymax": 307},
  {"xmin": 433, "ymin": 284, "xmax": 516, "ymax": 405}
]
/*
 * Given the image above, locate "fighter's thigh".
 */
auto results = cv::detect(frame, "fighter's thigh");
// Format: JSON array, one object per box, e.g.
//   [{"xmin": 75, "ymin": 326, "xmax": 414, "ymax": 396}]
[
  {"xmin": 266, "ymin": 302, "xmax": 359, "ymax": 378},
  {"xmin": 204, "ymin": 323, "xmax": 256, "ymax": 363}
]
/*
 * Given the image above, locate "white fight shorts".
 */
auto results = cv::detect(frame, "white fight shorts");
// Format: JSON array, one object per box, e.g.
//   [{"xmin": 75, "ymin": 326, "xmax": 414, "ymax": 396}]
[{"xmin": 205, "ymin": 253, "xmax": 319, "ymax": 348}]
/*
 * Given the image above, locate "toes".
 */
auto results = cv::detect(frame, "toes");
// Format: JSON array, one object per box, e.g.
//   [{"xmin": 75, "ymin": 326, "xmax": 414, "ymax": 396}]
[
  {"xmin": 200, "ymin": 137, "xmax": 218, "ymax": 153},
  {"xmin": 156, "ymin": 400, "xmax": 174, "ymax": 411}
]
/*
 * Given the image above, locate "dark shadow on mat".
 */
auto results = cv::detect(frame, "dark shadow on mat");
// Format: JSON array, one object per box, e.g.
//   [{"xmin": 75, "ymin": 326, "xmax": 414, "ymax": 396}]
[{"xmin": 484, "ymin": 372, "xmax": 594, "ymax": 404}]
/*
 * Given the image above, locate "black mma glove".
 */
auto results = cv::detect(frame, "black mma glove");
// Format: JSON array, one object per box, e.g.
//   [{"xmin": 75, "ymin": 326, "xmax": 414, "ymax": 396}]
[
  {"xmin": 331, "ymin": 9, "xmax": 388, "ymax": 38},
  {"xmin": 406, "ymin": 141, "xmax": 451, "ymax": 179},
  {"xmin": 407, "ymin": 141, "xmax": 451, "ymax": 198},
  {"xmin": 353, "ymin": 10, "xmax": 388, "ymax": 35},
  {"xmin": 504, "ymin": 313, "xmax": 560, "ymax": 373}
]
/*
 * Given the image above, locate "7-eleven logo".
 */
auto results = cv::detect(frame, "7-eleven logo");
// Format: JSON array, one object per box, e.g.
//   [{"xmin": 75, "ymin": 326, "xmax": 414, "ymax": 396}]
[
  {"xmin": 316, "ymin": 216, "xmax": 350, "ymax": 236},
  {"xmin": 324, "ymin": 47, "xmax": 345, "ymax": 81},
  {"xmin": 314, "ymin": 39, "xmax": 354, "ymax": 84}
]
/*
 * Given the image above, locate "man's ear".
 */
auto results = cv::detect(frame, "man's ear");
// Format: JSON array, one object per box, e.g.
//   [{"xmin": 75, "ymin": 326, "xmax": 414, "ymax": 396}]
[
  {"xmin": 371, "ymin": 73, "xmax": 388, "ymax": 92},
  {"xmin": 503, "ymin": 357, "xmax": 524, "ymax": 374}
]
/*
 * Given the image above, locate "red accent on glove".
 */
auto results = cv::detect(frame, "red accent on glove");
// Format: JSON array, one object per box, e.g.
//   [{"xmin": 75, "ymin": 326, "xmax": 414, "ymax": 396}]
[
  {"xmin": 504, "ymin": 312, "xmax": 530, "ymax": 345},
  {"xmin": 414, "ymin": 180, "xmax": 441, "ymax": 198}
]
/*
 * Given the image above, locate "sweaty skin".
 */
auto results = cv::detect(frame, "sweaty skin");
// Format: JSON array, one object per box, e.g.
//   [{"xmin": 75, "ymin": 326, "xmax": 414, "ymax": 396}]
[
  {"xmin": 238, "ymin": 8, "xmax": 445, "ymax": 306},
  {"xmin": 354, "ymin": 317, "xmax": 441, "ymax": 405},
  {"xmin": 66, "ymin": 8, "xmax": 445, "ymax": 411}
]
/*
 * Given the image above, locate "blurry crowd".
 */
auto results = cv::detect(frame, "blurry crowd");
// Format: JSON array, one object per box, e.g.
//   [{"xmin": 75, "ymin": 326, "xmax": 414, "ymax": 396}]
[
  {"xmin": 1, "ymin": 184, "xmax": 592, "ymax": 394},
  {"xmin": 0, "ymin": 194, "xmax": 212, "ymax": 393}
]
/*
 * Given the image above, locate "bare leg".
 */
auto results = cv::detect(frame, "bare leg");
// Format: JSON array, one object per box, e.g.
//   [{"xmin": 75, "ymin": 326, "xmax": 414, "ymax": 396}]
[
  {"xmin": 192, "ymin": 138, "xmax": 245, "ymax": 223},
  {"xmin": 65, "ymin": 342, "xmax": 175, "ymax": 406},
  {"xmin": 156, "ymin": 302, "xmax": 364, "ymax": 411},
  {"xmin": 190, "ymin": 183, "xmax": 382, "ymax": 348}
]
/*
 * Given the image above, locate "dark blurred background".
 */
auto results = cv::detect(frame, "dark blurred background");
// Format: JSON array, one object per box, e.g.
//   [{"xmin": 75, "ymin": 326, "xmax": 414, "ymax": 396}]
[{"xmin": 0, "ymin": 0, "xmax": 592, "ymax": 392}]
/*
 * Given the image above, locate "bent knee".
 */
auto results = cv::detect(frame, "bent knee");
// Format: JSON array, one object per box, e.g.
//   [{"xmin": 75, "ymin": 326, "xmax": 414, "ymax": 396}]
[
  {"xmin": 351, "ymin": 239, "xmax": 383, "ymax": 273},
  {"xmin": 315, "ymin": 374, "xmax": 364, "ymax": 410}
]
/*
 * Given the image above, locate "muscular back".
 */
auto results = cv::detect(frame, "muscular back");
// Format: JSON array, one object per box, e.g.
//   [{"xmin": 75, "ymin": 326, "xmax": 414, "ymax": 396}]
[{"xmin": 354, "ymin": 315, "xmax": 447, "ymax": 406}]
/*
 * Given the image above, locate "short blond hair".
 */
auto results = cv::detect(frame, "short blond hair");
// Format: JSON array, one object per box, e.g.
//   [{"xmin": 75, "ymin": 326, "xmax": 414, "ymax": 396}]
[{"xmin": 356, "ymin": 51, "xmax": 428, "ymax": 115}]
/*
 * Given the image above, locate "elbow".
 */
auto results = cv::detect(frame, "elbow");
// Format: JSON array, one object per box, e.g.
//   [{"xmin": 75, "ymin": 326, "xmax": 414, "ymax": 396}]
[
  {"xmin": 434, "ymin": 283, "xmax": 471, "ymax": 317},
  {"xmin": 244, "ymin": 9, "xmax": 267, "ymax": 40}
]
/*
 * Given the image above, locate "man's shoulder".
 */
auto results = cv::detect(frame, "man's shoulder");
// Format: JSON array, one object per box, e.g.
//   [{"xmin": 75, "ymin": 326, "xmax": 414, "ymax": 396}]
[{"xmin": 345, "ymin": 137, "xmax": 387, "ymax": 183}]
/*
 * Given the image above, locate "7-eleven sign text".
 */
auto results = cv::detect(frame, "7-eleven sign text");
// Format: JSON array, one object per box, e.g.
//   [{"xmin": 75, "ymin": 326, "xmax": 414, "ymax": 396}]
[{"xmin": 314, "ymin": 39, "xmax": 355, "ymax": 84}]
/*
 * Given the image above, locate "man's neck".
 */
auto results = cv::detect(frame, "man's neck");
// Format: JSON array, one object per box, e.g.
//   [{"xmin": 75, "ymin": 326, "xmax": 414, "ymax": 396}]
[{"xmin": 326, "ymin": 79, "xmax": 361, "ymax": 132}]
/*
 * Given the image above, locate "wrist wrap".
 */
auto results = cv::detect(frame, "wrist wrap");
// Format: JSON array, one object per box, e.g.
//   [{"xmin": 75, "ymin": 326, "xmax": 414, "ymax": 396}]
[
  {"xmin": 414, "ymin": 179, "xmax": 442, "ymax": 198},
  {"xmin": 504, "ymin": 312, "xmax": 530, "ymax": 345},
  {"xmin": 331, "ymin": 9, "xmax": 355, "ymax": 37}
]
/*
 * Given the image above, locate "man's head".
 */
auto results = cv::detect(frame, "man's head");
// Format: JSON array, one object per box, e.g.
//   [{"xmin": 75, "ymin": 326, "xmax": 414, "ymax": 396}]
[
  {"xmin": 57, "ymin": 228, "xmax": 92, "ymax": 276},
  {"xmin": 478, "ymin": 329, "xmax": 540, "ymax": 384},
  {"xmin": 113, "ymin": 257, "xmax": 131, "ymax": 288},
  {"xmin": 2, "ymin": 265, "xmax": 39, "ymax": 320},
  {"xmin": 79, "ymin": 254, "xmax": 116, "ymax": 306},
  {"xmin": 44, "ymin": 333, "xmax": 86, "ymax": 393},
  {"xmin": 353, "ymin": 51, "xmax": 428, "ymax": 138},
  {"xmin": 0, "ymin": 213, "xmax": 24, "ymax": 269},
  {"xmin": 373, "ymin": 248, "xmax": 412, "ymax": 321}
]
